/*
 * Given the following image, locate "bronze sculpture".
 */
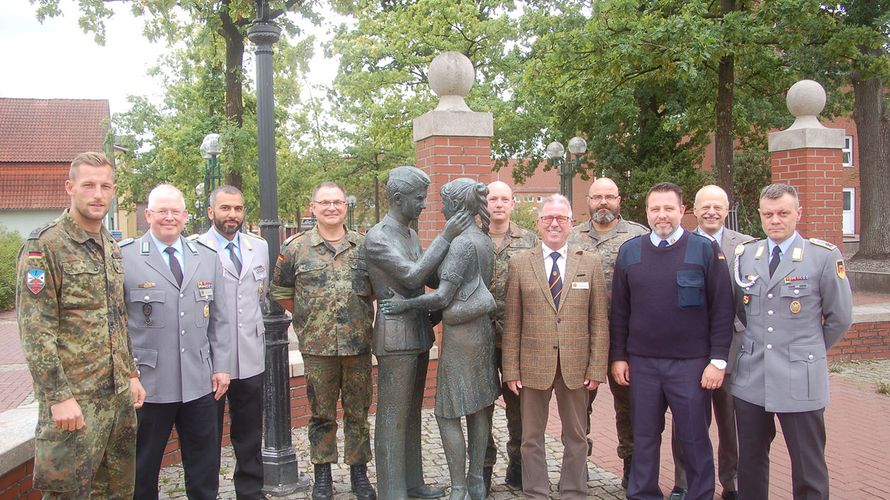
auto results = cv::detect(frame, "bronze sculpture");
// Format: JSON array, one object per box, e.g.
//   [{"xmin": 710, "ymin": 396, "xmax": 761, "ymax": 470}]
[
  {"xmin": 380, "ymin": 178, "xmax": 499, "ymax": 500},
  {"xmin": 363, "ymin": 167, "xmax": 472, "ymax": 500}
]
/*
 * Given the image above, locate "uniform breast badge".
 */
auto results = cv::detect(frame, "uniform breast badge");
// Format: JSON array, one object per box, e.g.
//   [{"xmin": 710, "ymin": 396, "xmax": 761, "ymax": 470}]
[
  {"xmin": 143, "ymin": 303, "xmax": 153, "ymax": 325},
  {"xmin": 203, "ymin": 304, "xmax": 210, "ymax": 318},
  {"xmin": 790, "ymin": 300, "xmax": 801, "ymax": 314},
  {"xmin": 743, "ymin": 294, "xmax": 751, "ymax": 305}
]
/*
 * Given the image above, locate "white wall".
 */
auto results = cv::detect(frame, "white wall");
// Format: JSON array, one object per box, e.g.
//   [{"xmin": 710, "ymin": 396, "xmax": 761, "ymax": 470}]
[{"xmin": 0, "ymin": 210, "xmax": 64, "ymax": 237}]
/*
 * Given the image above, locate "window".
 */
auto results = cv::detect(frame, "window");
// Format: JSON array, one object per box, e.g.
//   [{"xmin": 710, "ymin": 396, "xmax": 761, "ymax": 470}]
[
  {"xmin": 842, "ymin": 136, "xmax": 853, "ymax": 167},
  {"xmin": 514, "ymin": 196, "xmax": 521, "ymax": 202},
  {"xmin": 526, "ymin": 195, "xmax": 534, "ymax": 202},
  {"xmin": 537, "ymin": 196, "xmax": 544, "ymax": 203}
]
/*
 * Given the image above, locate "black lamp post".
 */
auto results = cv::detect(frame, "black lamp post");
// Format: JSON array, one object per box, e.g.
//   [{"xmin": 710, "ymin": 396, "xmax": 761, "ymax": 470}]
[
  {"xmin": 249, "ymin": 0, "xmax": 309, "ymax": 494},
  {"xmin": 545, "ymin": 136, "xmax": 587, "ymax": 207}
]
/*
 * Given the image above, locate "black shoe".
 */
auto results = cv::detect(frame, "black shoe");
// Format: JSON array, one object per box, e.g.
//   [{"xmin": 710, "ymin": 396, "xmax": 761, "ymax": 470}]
[
  {"xmin": 482, "ymin": 466, "xmax": 493, "ymax": 496},
  {"xmin": 669, "ymin": 486, "xmax": 688, "ymax": 500},
  {"xmin": 312, "ymin": 463, "xmax": 334, "ymax": 500},
  {"xmin": 350, "ymin": 464, "xmax": 377, "ymax": 500},
  {"xmin": 621, "ymin": 456, "xmax": 632, "ymax": 489},
  {"xmin": 504, "ymin": 461, "xmax": 522, "ymax": 488},
  {"xmin": 722, "ymin": 491, "xmax": 739, "ymax": 500},
  {"xmin": 407, "ymin": 484, "xmax": 446, "ymax": 499}
]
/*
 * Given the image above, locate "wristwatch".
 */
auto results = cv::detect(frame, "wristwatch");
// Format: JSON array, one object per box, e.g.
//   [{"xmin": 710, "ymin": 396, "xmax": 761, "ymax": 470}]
[{"xmin": 710, "ymin": 359, "xmax": 727, "ymax": 370}]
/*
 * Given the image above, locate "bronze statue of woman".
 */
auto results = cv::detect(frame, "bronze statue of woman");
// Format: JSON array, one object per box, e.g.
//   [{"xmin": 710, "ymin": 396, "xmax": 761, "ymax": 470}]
[{"xmin": 380, "ymin": 178, "xmax": 499, "ymax": 500}]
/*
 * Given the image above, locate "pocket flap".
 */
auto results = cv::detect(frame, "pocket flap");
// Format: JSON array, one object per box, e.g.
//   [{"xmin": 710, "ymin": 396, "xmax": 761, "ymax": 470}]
[
  {"xmin": 781, "ymin": 285, "xmax": 812, "ymax": 298},
  {"xmin": 130, "ymin": 289, "xmax": 166, "ymax": 303},
  {"xmin": 739, "ymin": 336, "xmax": 755, "ymax": 354},
  {"xmin": 677, "ymin": 270, "xmax": 705, "ymax": 287},
  {"xmin": 297, "ymin": 262, "xmax": 326, "ymax": 274},
  {"xmin": 62, "ymin": 261, "xmax": 100, "ymax": 274},
  {"xmin": 789, "ymin": 344, "xmax": 824, "ymax": 363},
  {"xmin": 133, "ymin": 347, "xmax": 158, "ymax": 368}
]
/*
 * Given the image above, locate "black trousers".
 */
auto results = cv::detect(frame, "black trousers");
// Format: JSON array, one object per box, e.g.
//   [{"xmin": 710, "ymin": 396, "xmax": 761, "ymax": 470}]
[
  {"xmin": 217, "ymin": 372, "xmax": 265, "ymax": 499},
  {"xmin": 734, "ymin": 397, "xmax": 829, "ymax": 500},
  {"xmin": 135, "ymin": 392, "xmax": 219, "ymax": 500}
]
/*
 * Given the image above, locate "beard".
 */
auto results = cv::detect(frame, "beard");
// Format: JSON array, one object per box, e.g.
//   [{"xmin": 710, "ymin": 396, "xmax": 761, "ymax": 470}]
[
  {"xmin": 592, "ymin": 209, "xmax": 618, "ymax": 225},
  {"xmin": 214, "ymin": 218, "xmax": 242, "ymax": 235}
]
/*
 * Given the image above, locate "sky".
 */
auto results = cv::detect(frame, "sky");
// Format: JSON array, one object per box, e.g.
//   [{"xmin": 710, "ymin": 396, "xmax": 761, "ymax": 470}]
[{"xmin": 0, "ymin": 0, "xmax": 338, "ymax": 115}]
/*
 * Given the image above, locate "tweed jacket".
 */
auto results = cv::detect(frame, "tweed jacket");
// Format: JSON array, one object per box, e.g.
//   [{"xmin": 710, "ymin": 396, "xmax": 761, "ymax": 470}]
[{"xmin": 502, "ymin": 243, "xmax": 610, "ymax": 390}]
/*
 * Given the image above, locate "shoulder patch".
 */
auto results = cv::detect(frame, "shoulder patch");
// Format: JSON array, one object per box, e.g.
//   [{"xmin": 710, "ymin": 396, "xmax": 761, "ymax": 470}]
[
  {"xmin": 193, "ymin": 238, "xmax": 217, "ymax": 253},
  {"xmin": 28, "ymin": 222, "xmax": 55, "ymax": 240},
  {"xmin": 119, "ymin": 238, "xmax": 135, "ymax": 247},
  {"xmin": 809, "ymin": 237, "xmax": 837, "ymax": 251}
]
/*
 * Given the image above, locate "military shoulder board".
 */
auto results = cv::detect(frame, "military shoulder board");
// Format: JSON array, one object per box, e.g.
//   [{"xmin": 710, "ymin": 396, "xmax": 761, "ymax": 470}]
[
  {"xmin": 28, "ymin": 222, "xmax": 55, "ymax": 240},
  {"xmin": 119, "ymin": 238, "xmax": 135, "ymax": 247},
  {"xmin": 809, "ymin": 238, "xmax": 837, "ymax": 250}
]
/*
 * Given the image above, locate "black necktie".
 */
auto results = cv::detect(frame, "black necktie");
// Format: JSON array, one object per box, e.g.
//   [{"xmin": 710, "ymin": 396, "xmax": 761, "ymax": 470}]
[
  {"xmin": 549, "ymin": 251, "xmax": 563, "ymax": 309},
  {"xmin": 227, "ymin": 242, "xmax": 242, "ymax": 275},
  {"xmin": 658, "ymin": 240, "xmax": 669, "ymax": 248},
  {"xmin": 165, "ymin": 247, "xmax": 183, "ymax": 286},
  {"xmin": 769, "ymin": 245, "xmax": 781, "ymax": 277}
]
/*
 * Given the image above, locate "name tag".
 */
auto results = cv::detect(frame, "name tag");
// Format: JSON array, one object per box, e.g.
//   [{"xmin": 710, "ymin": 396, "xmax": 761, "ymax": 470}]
[{"xmin": 571, "ymin": 281, "xmax": 589, "ymax": 290}]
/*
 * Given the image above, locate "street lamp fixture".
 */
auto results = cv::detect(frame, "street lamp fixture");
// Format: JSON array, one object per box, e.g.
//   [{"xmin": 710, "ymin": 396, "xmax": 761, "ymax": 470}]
[
  {"xmin": 199, "ymin": 133, "xmax": 223, "ymax": 229},
  {"xmin": 346, "ymin": 195, "xmax": 357, "ymax": 231},
  {"xmin": 545, "ymin": 136, "xmax": 587, "ymax": 206}
]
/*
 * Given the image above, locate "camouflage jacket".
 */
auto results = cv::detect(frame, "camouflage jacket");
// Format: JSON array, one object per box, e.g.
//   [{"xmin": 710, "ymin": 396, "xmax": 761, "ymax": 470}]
[
  {"xmin": 570, "ymin": 218, "xmax": 649, "ymax": 291},
  {"xmin": 16, "ymin": 210, "xmax": 135, "ymax": 404},
  {"xmin": 270, "ymin": 226, "xmax": 373, "ymax": 356},
  {"xmin": 490, "ymin": 222, "xmax": 538, "ymax": 345}
]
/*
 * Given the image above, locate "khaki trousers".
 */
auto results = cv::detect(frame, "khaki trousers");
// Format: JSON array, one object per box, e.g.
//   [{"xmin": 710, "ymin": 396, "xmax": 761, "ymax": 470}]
[{"xmin": 519, "ymin": 367, "xmax": 589, "ymax": 500}]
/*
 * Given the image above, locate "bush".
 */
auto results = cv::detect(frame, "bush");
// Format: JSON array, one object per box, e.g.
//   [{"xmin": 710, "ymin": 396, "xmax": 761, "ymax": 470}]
[
  {"xmin": 511, "ymin": 202, "xmax": 539, "ymax": 232},
  {"xmin": 0, "ymin": 226, "xmax": 23, "ymax": 311}
]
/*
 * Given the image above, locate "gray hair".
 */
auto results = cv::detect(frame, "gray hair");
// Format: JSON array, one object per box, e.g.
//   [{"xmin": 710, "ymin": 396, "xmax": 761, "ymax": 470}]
[
  {"xmin": 147, "ymin": 184, "xmax": 186, "ymax": 210},
  {"xmin": 759, "ymin": 183, "xmax": 799, "ymax": 207},
  {"xmin": 209, "ymin": 185, "xmax": 243, "ymax": 208},
  {"xmin": 539, "ymin": 193, "xmax": 573, "ymax": 218}
]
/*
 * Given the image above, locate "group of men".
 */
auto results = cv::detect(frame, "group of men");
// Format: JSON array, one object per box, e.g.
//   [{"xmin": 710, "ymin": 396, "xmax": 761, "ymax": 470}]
[{"xmin": 17, "ymin": 151, "xmax": 852, "ymax": 500}]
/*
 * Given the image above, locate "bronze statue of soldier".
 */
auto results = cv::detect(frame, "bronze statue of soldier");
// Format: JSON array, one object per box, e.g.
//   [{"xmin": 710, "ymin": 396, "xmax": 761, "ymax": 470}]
[
  {"xmin": 381, "ymin": 179, "xmax": 499, "ymax": 500},
  {"xmin": 363, "ymin": 167, "xmax": 472, "ymax": 500}
]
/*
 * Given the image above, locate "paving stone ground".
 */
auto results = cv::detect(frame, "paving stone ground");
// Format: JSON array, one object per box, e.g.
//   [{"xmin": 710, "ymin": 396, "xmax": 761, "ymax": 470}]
[{"xmin": 157, "ymin": 404, "xmax": 626, "ymax": 499}]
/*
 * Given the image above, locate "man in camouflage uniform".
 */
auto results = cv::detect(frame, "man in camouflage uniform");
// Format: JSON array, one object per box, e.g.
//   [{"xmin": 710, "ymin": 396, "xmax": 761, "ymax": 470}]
[
  {"xmin": 270, "ymin": 182, "xmax": 376, "ymax": 500},
  {"xmin": 482, "ymin": 180, "xmax": 538, "ymax": 492},
  {"xmin": 16, "ymin": 152, "xmax": 145, "ymax": 499},
  {"xmin": 570, "ymin": 176, "xmax": 648, "ymax": 489}
]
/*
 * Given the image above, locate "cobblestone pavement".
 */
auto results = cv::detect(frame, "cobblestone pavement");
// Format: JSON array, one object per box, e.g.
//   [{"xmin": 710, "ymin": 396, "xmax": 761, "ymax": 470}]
[{"xmin": 158, "ymin": 404, "xmax": 626, "ymax": 499}]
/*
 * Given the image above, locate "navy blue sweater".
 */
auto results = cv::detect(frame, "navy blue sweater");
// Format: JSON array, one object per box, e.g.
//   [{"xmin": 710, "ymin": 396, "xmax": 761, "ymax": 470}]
[{"xmin": 609, "ymin": 231, "xmax": 733, "ymax": 361}]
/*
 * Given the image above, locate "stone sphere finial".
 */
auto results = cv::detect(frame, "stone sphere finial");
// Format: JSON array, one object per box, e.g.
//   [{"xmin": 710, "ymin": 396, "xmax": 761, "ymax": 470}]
[
  {"xmin": 786, "ymin": 80, "xmax": 826, "ymax": 130},
  {"xmin": 428, "ymin": 51, "xmax": 475, "ymax": 112}
]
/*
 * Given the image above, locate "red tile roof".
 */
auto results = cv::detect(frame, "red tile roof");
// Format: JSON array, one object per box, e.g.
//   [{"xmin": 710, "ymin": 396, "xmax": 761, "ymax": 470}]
[
  {"xmin": 0, "ymin": 164, "xmax": 69, "ymax": 210},
  {"xmin": 0, "ymin": 98, "xmax": 110, "ymax": 162}
]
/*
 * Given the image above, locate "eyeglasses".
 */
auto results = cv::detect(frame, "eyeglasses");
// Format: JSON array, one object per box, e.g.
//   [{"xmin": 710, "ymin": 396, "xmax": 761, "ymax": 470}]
[
  {"xmin": 312, "ymin": 200, "xmax": 347, "ymax": 208},
  {"xmin": 587, "ymin": 195, "xmax": 619, "ymax": 202},
  {"xmin": 539, "ymin": 215, "xmax": 571, "ymax": 225},
  {"xmin": 149, "ymin": 209, "xmax": 184, "ymax": 218}
]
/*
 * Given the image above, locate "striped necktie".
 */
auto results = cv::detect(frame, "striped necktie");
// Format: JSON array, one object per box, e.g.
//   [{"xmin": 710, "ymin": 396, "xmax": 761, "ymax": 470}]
[{"xmin": 549, "ymin": 251, "xmax": 563, "ymax": 309}]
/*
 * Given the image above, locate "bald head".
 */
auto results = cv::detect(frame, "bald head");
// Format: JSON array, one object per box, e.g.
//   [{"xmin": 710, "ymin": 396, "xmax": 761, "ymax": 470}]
[
  {"xmin": 487, "ymin": 180, "xmax": 515, "ymax": 226},
  {"xmin": 693, "ymin": 184, "xmax": 730, "ymax": 235},
  {"xmin": 587, "ymin": 177, "xmax": 621, "ymax": 227}
]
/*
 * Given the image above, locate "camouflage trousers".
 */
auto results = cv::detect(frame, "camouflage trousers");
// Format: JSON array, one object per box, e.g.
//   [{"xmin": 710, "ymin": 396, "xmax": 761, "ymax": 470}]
[
  {"xmin": 586, "ymin": 374, "xmax": 634, "ymax": 459},
  {"xmin": 303, "ymin": 353, "xmax": 372, "ymax": 465},
  {"xmin": 34, "ymin": 389, "xmax": 136, "ymax": 499},
  {"xmin": 485, "ymin": 348, "xmax": 522, "ymax": 468}
]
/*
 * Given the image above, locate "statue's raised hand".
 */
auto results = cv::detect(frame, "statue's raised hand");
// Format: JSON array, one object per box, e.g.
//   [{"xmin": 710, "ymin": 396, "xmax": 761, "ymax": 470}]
[
  {"xmin": 379, "ymin": 288, "xmax": 410, "ymax": 315},
  {"xmin": 442, "ymin": 210, "xmax": 473, "ymax": 242}
]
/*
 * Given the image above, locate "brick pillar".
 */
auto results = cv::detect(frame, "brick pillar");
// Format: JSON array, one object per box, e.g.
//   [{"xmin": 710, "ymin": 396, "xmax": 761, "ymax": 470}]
[
  {"xmin": 768, "ymin": 80, "xmax": 845, "ymax": 247},
  {"xmin": 412, "ymin": 52, "xmax": 494, "ymax": 247}
]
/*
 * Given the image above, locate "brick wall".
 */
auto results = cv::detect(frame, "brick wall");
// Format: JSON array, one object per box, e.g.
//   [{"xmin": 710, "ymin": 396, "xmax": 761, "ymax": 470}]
[
  {"xmin": 0, "ymin": 461, "xmax": 37, "ymax": 500},
  {"xmin": 828, "ymin": 321, "xmax": 890, "ymax": 362},
  {"xmin": 770, "ymin": 148, "xmax": 844, "ymax": 248},
  {"xmin": 415, "ymin": 135, "xmax": 493, "ymax": 247}
]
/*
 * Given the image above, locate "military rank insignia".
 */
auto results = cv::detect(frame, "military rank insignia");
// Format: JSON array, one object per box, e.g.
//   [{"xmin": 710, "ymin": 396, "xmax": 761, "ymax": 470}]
[
  {"xmin": 836, "ymin": 260, "xmax": 847, "ymax": 280},
  {"xmin": 26, "ymin": 269, "xmax": 46, "ymax": 295}
]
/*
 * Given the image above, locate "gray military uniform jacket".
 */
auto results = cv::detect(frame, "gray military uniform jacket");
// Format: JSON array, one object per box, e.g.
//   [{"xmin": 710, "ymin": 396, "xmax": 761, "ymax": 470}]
[
  {"xmin": 703, "ymin": 227, "xmax": 755, "ymax": 373},
  {"xmin": 122, "ymin": 234, "xmax": 233, "ymax": 403},
  {"xmin": 731, "ymin": 233, "xmax": 853, "ymax": 412},
  {"xmin": 197, "ymin": 229, "xmax": 268, "ymax": 380}
]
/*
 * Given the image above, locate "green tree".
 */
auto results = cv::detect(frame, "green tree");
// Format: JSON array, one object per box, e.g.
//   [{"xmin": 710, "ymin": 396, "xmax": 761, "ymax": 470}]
[{"xmin": 0, "ymin": 226, "xmax": 23, "ymax": 311}]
